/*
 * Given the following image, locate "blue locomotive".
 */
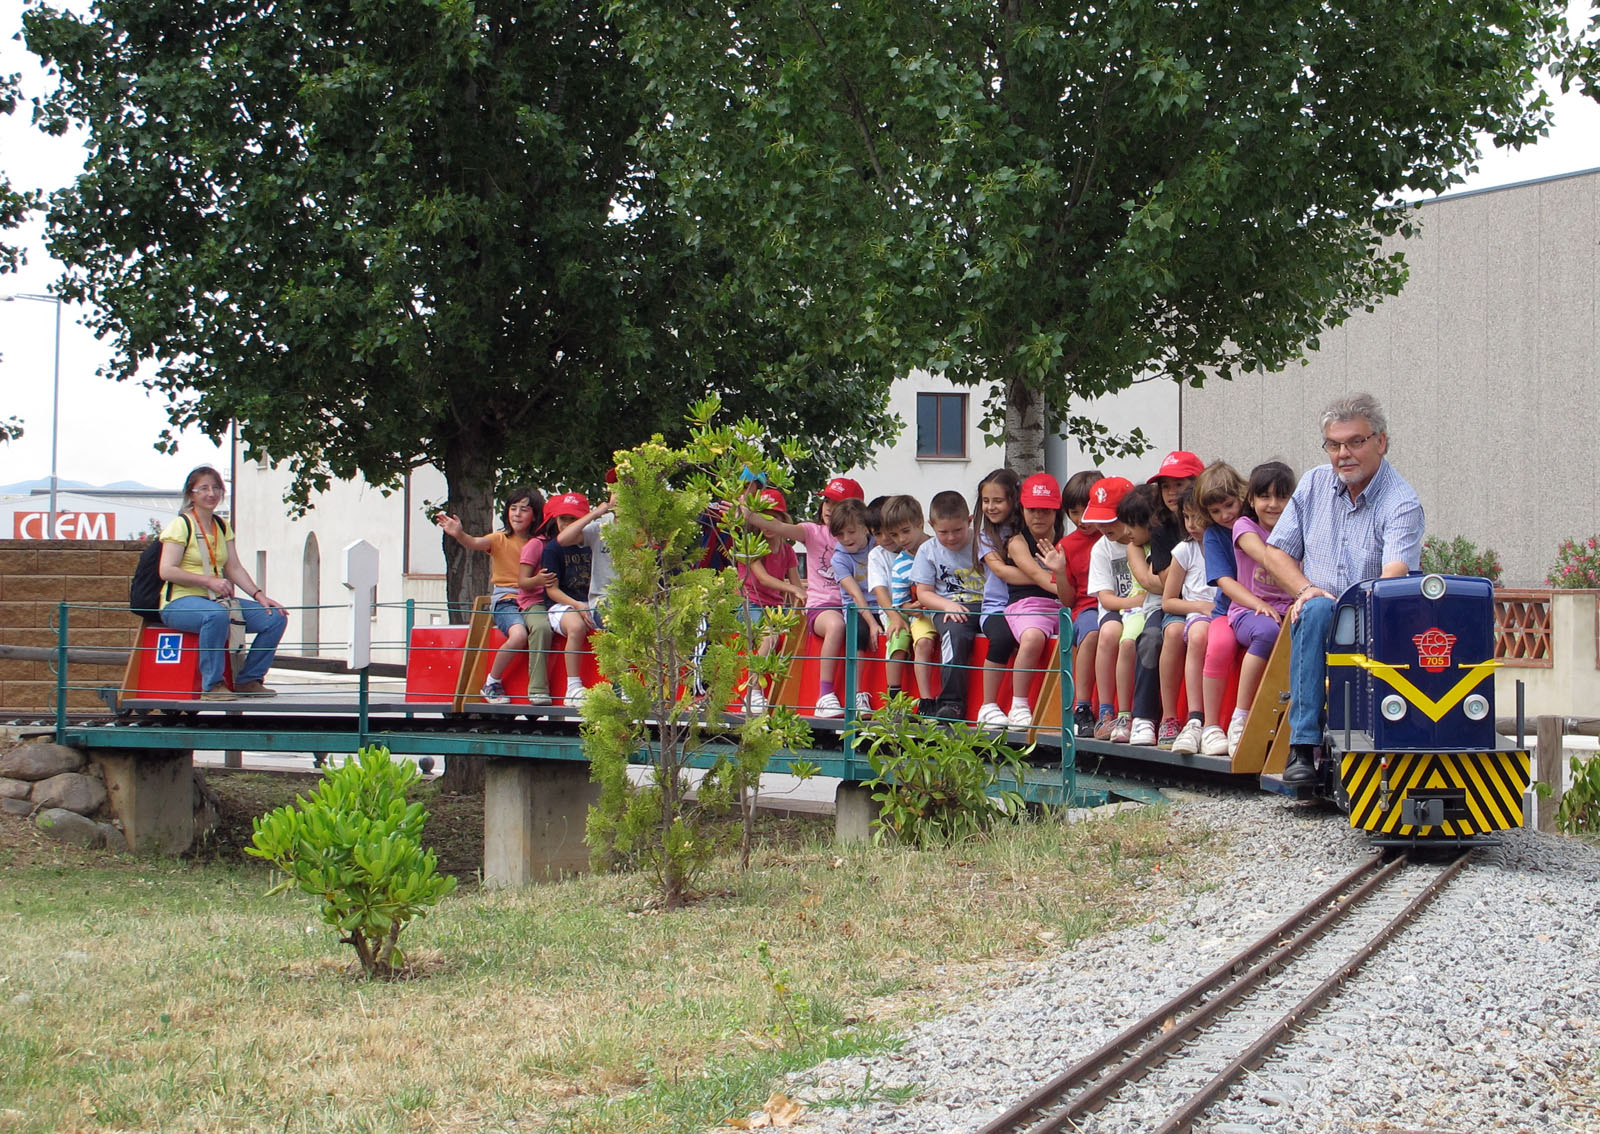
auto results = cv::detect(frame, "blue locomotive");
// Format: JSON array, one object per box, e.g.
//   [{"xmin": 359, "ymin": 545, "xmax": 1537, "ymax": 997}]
[{"xmin": 1323, "ymin": 573, "xmax": 1529, "ymax": 846}]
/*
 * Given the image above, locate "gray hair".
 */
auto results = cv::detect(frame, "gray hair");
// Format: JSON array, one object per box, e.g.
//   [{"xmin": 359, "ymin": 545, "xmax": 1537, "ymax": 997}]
[{"xmin": 1321, "ymin": 392, "xmax": 1388, "ymax": 437}]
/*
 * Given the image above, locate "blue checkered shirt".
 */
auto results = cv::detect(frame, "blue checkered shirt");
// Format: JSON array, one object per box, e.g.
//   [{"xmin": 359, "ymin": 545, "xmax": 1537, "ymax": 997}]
[{"xmin": 1267, "ymin": 460, "xmax": 1424, "ymax": 593}]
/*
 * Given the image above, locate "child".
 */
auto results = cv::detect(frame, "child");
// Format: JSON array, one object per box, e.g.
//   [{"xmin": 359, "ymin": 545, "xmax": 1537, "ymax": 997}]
[
  {"xmin": 744, "ymin": 475, "xmax": 866, "ymax": 718},
  {"xmin": 1116, "ymin": 485, "xmax": 1168, "ymax": 745},
  {"xmin": 1141, "ymin": 451, "xmax": 1203, "ymax": 746},
  {"xmin": 1192, "ymin": 460, "xmax": 1250, "ymax": 756},
  {"xmin": 540, "ymin": 492, "xmax": 598, "ymax": 708},
  {"xmin": 735, "ymin": 486, "xmax": 804, "ymax": 713},
  {"xmin": 1041, "ymin": 469, "xmax": 1104, "ymax": 736},
  {"xmin": 436, "ymin": 486, "xmax": 553, "ymax": 705},
  {"xmin": 911, "ymin": 490, "xmax": 985, "ymax": 719},
  {"xmin": 994, "ymin": 472, "xmax": 1066, "ymax": 730},
  {"xmin": 1225, "ymin": 461, "xmax": 1298, "ymax": 756},
  {"xmin": 972, "ymin": 469, "xmax": 1025, "ymax": 728},
  {"xmin": 830, "ymin": 498, "xmax": 885, "ymax": 689},
  {"xmin": 1162, "ymin": 488, "xmax": 1218, "ymax": 755},
  {"xmin": 1080, "ymin": 476, "xmax": 1136, "ymax": 739},
  {"xmin": 864, "ymin": 496, "xmax": 907, "ymax": 701},
  {"xmin": 553, "ymin": 472, "xmax": 618, "ymax": 628},
  {"xmin": 879, "ymin": 495, "xmax": 939, "ymax": 705},
  {"xmin": 514, "ymin": 521, "xmax": 555, "ymax": 706}
]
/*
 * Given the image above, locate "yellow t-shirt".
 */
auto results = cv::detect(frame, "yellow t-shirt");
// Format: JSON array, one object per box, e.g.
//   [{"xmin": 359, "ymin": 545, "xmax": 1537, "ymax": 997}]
[{"xmin": 158, "ymin": 514, "xmax": 232, "ymax": 608}]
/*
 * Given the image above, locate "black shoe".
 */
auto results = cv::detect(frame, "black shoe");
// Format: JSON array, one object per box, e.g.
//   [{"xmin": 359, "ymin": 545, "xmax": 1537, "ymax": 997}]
[
  {"xmin": 933, "ymin": 700, "xmax": 966, "ymax": 721},
  {"xmin": 1073, "ymin": 704, "xmax": 1096, "ymax": 738},
  {"xmin": 918, "ymin": 698, "xmax": 940, "ymax": 716},
  {"xmin": 1282, "ymin": 745, "xmax": 1318, "ymax": 785}
]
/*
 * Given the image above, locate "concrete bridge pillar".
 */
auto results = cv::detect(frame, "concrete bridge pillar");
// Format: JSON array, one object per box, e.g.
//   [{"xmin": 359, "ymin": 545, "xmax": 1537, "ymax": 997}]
[
  {"xmin": 834, "ymin": 783, "xmax": 875, "ymax": 844},
  {"xmin": 482, "ymin": 758, "xmax": 599, "ymax": 887},
  {"xmin": 91, "ymin": 748, "xmax": 195, "ymax": 855}
]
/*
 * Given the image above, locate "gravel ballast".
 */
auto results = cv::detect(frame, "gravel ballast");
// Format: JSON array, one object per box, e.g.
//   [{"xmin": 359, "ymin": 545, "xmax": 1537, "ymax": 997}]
[{"xmin": 793, "ymin": 791, "xmax": 1600, "ymax": 1133}]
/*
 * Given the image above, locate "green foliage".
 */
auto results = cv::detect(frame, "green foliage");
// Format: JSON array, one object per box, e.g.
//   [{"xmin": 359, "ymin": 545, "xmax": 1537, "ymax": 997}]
[
  {"xmin": 858, "ymin": 695, "xmax": 1030, "ymax": 847},
  {"xmin": 583, "ymin": 399, "xmax": 814, "ymax": 907},
  {"xmin": 617, "ymin": 0, "xmax": 1578, "ymax": 465},
  {"xmin": 1556, "ymin": 753, "xmax": 1600, "ymax": 836},
  {"xmin": 1420, "ymin": 535, "xmax": 1503, "ymax": 585},
  {"xmin": 1546, "ymin": 536, "xmax": 1600, "ymax": 589},
  {"xmin": 247, "ymin": 746, "xmax": 456, "ymax": 977},
  {"xmin": 755, "ymin": 939, "xmax": 811, "ymax": 1047}
]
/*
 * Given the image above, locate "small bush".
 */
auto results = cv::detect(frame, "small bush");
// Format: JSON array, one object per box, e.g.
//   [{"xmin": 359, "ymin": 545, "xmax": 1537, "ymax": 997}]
[
  {"xmin": 248, "ymin": 745, "xmax": 456, "ymax": 977},
  {"xmin": 858, "ymin": 695, "xmax": 1030, "ymax": 847},
  {"xmin": 1557, "ymin": 753, "xmax": 1600, "ymax": 837},
  {"xmin": 1419, "ymin": 535, "xmax": 1502, "ymax": 585},
  {"xmin": 1546, "ymin": 536, "xmax": 1600, "ymax": 589}
]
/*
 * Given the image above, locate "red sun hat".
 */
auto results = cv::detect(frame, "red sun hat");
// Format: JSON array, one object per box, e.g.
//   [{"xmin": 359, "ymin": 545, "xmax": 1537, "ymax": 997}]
[
  {"xmin": 1020, "ymin": 472, "xmax": 1062, "ymax": 511},
  {"xmin": 1080, "ymin": 476, "xmax": 1134, "ymax": 524},
  {"xmin": 543, "ymin": 492, "xmax": 591, "ymax": 524},
  {"xmin": 820, "ymin": 476, "xmax": 865, "ymax": 502},
  {"xmin": 1148, "ymin": 450, "xmax": 1204, "ymax": 483},
  {"xmin": 758, "ymin": 487, "xmax": 789, "ymax": 513}
]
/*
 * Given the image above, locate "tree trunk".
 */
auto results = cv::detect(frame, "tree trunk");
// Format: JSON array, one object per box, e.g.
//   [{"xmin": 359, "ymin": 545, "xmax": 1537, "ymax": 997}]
[
  {"xmin": 1003, "ymin": 376, "xmax": 1047, "ymax": 474},
  {"xmin": 437, "ymin": 438, "xmax": 497, "ymax": 796}
]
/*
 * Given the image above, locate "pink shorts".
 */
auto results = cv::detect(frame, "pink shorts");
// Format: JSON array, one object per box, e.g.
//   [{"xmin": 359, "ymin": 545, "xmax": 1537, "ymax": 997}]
[{"xmin": 1004, "ymin": 595, "xmax": 1062, "ymax": 641}]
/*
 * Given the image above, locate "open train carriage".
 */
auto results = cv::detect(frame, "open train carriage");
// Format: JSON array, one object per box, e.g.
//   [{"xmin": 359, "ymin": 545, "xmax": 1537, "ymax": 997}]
[{"xmin": 1325, "ymin": 574, "xmax": 1529, "ymax": 847}]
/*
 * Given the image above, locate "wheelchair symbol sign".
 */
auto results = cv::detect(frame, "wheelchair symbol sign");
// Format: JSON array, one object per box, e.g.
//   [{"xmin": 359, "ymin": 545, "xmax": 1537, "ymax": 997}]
[{"xmin": 155, "ymin": 632, "xmax": 183, "ymax": 664}]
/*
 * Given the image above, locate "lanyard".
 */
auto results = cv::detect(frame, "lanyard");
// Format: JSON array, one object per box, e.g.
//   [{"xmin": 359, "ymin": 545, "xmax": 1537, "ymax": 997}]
[{"xmin": 192, "ymin": 511, "xmax": 223, "ymax": 577}]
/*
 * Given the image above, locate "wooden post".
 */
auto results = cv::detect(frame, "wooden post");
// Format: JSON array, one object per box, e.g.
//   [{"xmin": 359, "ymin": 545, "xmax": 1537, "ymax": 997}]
[{"xmin": 1535, "ymin": 714, "xmax": 1563, "ymax": 833}]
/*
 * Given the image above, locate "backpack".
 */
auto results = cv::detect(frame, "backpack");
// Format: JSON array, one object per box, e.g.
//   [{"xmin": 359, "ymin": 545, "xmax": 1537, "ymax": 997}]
[{"xmin": 130, "ymin": 514, "xmax": 192, "ymax": 620}]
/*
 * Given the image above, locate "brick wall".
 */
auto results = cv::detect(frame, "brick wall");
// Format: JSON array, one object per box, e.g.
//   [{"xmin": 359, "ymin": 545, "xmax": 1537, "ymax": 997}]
[{"xmin": 0, "ymin": 539, "xmax": 145, "ymax": 712}]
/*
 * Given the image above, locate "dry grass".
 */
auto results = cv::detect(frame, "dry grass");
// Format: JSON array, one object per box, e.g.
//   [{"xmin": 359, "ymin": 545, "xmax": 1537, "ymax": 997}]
[{"xmin": 0, "ymin": 777, "xmax": 1223, "ymax": 1133}]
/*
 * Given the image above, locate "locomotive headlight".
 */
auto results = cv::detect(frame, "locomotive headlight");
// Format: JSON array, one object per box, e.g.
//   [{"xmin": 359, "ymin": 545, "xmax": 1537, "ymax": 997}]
[
  {"xmin": 1420, "ymin": 573, "xmax": 1447, "ymax": 600},
  {"xmin": 1463, "ymin": 694, "xmax": 1490, "ymax": 721},
  {"xmin": 1381, "ymin": 695, "xmax": 1407, "ymax": 721}
]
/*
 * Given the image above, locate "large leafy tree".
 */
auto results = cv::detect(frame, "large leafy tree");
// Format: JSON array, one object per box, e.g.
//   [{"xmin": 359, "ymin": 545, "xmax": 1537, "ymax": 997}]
[
  {"xmin": 618, "ymin": 0, "xmax": 1580, "ymax": 468},
  {"xmin": 0, "ymin": 72, "xmax": 38, "ymax": 444},
  {"xmin": 22, "ymin": 0, "xmax": 896, "ymax": 606}
]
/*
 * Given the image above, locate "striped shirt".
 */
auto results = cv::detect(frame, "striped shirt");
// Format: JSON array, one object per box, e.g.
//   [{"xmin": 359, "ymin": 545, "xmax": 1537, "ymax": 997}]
[{"xmin": 1268, "ymin": 460, "xmax": 1424, "ymax": 593}]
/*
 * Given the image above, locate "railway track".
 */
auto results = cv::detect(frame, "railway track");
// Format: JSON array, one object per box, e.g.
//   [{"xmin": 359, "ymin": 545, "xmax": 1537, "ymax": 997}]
[{"xmin": 977, "ymin": 850, "xmax": 1472, "ymax": 1134}]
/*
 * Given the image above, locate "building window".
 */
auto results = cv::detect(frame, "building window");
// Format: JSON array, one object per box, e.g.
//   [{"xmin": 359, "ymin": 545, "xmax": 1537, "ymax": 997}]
[{"xmin": 916, "ymin": 392, "xmax": 967, "ymax": 459}]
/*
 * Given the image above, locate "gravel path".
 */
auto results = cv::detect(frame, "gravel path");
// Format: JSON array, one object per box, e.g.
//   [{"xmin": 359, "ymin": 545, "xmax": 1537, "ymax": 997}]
[{"xmin": 792, "ymin": 790, "xmax": 1600, "ymax": 1133}]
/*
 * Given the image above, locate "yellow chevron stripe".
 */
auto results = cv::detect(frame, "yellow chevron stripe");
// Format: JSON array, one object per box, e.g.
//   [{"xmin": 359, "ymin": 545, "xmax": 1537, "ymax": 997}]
[
  {"xmin": 1338, "ymin": 751, "xmax": 1529, "ymax": 835},
  {"xmin": 1326, "ymin": 653, "xmax": 1500, "ymax": 722}
]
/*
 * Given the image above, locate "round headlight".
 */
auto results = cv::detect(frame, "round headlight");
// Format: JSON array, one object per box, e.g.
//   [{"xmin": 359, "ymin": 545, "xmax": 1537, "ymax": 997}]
[
  {"xmin": 1420, "ymin": 574, "xmax": 1447, "ymax": 600},
  {"xmin": 1381, "ymin": 695, "xmax": 1407, "ymax": 721},
  {"xmin": 1463, "ymin": 694, "xmax": 1489, "ymax": 721}
]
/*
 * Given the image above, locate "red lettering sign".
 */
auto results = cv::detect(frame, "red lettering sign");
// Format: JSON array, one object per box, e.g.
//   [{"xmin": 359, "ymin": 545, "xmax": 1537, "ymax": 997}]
[{"xmin": 12, "ymin": 512, "xmax": 116, "ymax": 540}]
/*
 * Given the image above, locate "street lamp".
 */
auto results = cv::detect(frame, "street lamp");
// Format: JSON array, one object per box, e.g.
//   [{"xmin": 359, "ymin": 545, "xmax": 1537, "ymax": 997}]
[{"xmin": 2, "ymin": 292, "xmax": 64, "ymax": 537}]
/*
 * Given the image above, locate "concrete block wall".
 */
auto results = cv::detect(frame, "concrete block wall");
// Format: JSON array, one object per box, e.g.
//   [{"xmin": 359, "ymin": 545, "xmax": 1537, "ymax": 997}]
[{"xmin": 0, "ymin": 539, "xmax": 144, "ymax": 712}]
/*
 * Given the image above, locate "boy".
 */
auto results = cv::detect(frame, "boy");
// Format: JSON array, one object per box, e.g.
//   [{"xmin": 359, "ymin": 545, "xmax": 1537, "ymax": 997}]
[
  {"xmin": 880, "ymin": 494, "xmax": 940, "ymax": 703},
  {"xmin": 1043, "ymin": 469, "xmax": 1104, "ymax": 736},
  {"xmin": 1144, "ymin": 451, "xmax": 1203, "ymax": 745},
  {"xmin": 910, "ymin": 490, "xmax": 985, "ymax": 719},
  {"xmin": 829, "ymin": 496, "xmax": 882, "ymax": 655}
]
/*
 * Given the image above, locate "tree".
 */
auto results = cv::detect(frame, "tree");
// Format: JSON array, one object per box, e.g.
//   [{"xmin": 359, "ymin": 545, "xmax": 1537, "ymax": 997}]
[
  {"xmin": 0, "ymin": 71, "xmax": 38, "ymax": 444},
  {"xmin": 617, "ymin": 0, "xmax": 1581, "ymax": 469},
  {"xmin": 22, "ymin": 0, "xmax": 897, "ymax": 611}
]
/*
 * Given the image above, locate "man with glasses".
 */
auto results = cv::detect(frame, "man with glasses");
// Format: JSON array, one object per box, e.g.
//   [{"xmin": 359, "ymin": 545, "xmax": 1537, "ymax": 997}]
[{"xmin": 1259, "ymin": 393, "xmax": 1425, "ymax": 784}]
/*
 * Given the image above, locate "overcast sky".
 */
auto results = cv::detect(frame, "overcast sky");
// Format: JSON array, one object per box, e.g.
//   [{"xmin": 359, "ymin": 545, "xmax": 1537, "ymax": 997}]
[{"xmin": 3, "ymin": 6, "xmax": 1598, "ymax": 491}]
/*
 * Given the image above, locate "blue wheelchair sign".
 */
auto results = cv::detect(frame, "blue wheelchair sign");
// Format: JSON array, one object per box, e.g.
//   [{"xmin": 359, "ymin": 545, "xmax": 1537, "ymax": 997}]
[{"xmin": 155, "ymin": 632, "xmax": 183, "ymax": 665}]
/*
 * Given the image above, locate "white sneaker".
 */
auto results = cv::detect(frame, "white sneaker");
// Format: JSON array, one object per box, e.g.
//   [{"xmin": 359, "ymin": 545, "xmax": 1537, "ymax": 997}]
[
  {"xmin": 745, "ymin": 687, "xmax": 768, "ymax": 714},
  {"xmin": 1226, "ymin": 715, "xmax": 1247, "ymax": 757},
  {"xmin": 1171, "ymin": 719, "xmax": 1203, "ymax": 755},
  {"xmin": 1200, "ymin": 725, "xmax": 1230, "ymax": 756},
  {"xmin": 1007, "ymin": 703, "xmax": 1034, "ymax": 730},
  {"xmin": 480, "ymin": 679, "xmax": 509, "ymax": 705},
  {"xmin": 977, "ymin": 702, "xmax": 1008, "ymax": 729},
  {"xmin": 854, "ymin": 691, "xmax": 874, "ymax": 714},
  {"xmin": 814, "ymin": 692, "xmax": 843, "ymax": 718},
  {"xmin": 1129, "ymin": 718, "xmax": 1157, "ymax": 746},
  {"xmin": 565, "ymin": 682, "xmax": 587, "ymax": 707},
  {"xmin": 1109, "ymin": 714, "xmax": 1132, "ymax": 743}
]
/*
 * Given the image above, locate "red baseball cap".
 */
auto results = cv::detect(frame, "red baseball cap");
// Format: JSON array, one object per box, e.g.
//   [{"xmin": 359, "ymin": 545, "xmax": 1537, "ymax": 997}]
[
  {"xmin": 543, "ymin": 492, "xmax": 591, "ymax": 523},
  {"xmin": 820, "ymin": 476, "xmax": 865, "ymax": 502},
  {"xmin": 1020, "ymin": 472, "xmax": 1062, "ymax": 511},
  {"xmin": 604, "ymin": 466, "xmax": 618, "ymax": 485},
  {"xmin": 1148, "ymin": 451, "xmax": 1204, "ymax": 483},
  {"xmin": 1081, "ymin": 477, "xmax": 1133, "ymax": 524},
  {"xmin": 758, "ymin": 487, "xmax": 789, "ymax": 513}
]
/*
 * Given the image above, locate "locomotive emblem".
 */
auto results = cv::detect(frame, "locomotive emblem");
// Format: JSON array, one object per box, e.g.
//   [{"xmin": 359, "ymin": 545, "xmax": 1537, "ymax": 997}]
[{"xmin": 1412, "ymin": 628, "xmax": 1456, "ymax": 672}]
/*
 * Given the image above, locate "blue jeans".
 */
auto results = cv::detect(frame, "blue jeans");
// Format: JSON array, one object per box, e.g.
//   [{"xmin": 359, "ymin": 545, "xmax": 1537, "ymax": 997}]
[
  {"xmin": 162, "ymin": 595, "xmax": 288, "ymax": 690},
  {"xmin": 1288, "ymin": 596, "xmax": 1336, "ymax": 745}
]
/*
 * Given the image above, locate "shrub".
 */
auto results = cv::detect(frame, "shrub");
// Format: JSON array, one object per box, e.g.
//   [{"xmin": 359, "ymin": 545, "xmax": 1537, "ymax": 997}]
[
  {"xmin": 1419, "ymin": 535, "xmax": 1502, "ymax": 585},
  {"xmin": 1546, "ymin": 536, "xmax": 1600, "ymax": 589},
  {"xmin": 1556, "ymin": 753, "xmax": 1600, "ymax": 837},
  {"xmin": 248, "ymin": 745, "xmax": 456, "ymax": 977},
  {"xmin": 857, "ymin": 695, "xmax": 1030, "ymax": 847}
]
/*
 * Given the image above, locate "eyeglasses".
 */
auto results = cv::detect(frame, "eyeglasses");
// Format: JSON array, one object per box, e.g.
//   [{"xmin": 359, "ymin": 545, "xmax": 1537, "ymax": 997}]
[{"xmin": 1321, "ymin": 431, "xmax": 1378, "ymax": 454}]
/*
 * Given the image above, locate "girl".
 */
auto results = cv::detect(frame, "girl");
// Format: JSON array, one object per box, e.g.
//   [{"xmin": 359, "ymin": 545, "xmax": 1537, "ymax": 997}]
[
  {"xmin": 539, "ymin": 492, "xmax": 599, "ymax": 707},
  {"xmin": 737, "ymin": 487, "xmax": 805, "ymax": 713},
  {"xmin": 158, "ymin": 465, "xmax": 288, "ymax": 698},
  {"xmin": 1192, "ymin": 461, "xmax": 1250, "ymax": 756},
  {"xmin": 744, "ymin": 475, "xmax": 866, "ymax": 718},
  {"xmin": 972, "ymin": 468, "xmax": 1024, "ymax": 728},
  {"xmin": 1161, "ymin": 488, "xmax": 1218, "ymax": 755},
  {"xmin": 1225, "ymin": 461, "xmax": 1297, "ymax": 756},
  {"xmin": 438, "ymin": 487, "xmax": 551, "ymax": 705},
  {"xmin": 995, "ymin": 472, "xmax": 1065, "ymax": 730}
]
